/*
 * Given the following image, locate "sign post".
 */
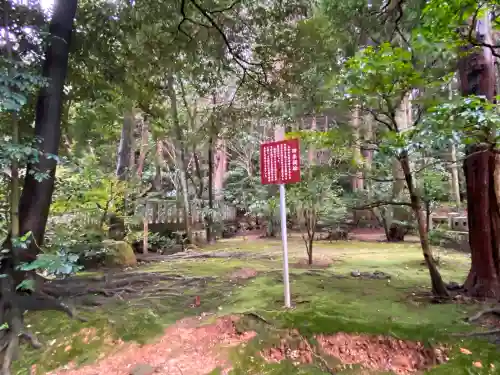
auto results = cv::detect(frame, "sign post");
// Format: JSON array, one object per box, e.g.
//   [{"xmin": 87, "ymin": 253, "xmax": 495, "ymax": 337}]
[{"xmin": 260, "ymin": 138, "xmax": 301, "ymax": 308}]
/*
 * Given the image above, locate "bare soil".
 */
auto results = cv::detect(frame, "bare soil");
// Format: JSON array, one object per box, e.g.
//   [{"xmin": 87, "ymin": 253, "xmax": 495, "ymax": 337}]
[
  {"xmin": 228, "ymin": 268, "xmax": 258, "ymax": 280},
  {"xmin": 46, "ymin": 316, "xmax": 256, "ymax": 375},
  {"xmin": 291, "ymin": 257, "xmax": 334, "ymax": 269},
  {"xmin": 262, "ymin": 332, "xmax": 448, "ymax": 375},
  {"xmin": 317, "ymin": 333, "xmax": 448, "ymax": 374}
]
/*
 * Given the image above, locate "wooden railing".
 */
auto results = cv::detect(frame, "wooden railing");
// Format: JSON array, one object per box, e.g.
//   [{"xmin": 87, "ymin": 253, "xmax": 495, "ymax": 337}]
[
  {"xmin": 49, "ymin": 200, "xmax": 237, "ymax": 229},
  {"xmin": 137, "ymin": 199, "xmax": 237, "ymax": 226}
]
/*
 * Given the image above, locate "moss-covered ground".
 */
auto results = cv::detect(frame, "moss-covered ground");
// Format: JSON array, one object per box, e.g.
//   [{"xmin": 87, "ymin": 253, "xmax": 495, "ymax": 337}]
[{"xmin": 17, "ymin": 236, "xmax": 499, "ymax": 375}]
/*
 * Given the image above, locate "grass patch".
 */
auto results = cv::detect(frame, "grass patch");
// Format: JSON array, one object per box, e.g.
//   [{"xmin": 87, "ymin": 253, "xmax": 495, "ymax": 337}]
[{"xmin": 15, "ymin": 238, "xmax": 500, "ymax": 375}]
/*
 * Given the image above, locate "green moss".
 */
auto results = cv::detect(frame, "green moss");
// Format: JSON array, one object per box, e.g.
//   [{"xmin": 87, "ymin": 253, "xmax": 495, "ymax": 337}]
[{"xmin": 14, "ymin": 238, "xmax": 500, "ymax": 375}]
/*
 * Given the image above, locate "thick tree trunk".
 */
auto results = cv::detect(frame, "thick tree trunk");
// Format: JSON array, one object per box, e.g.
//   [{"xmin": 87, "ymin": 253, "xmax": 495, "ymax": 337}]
[
  {"xmin": 457, "ymin": 13, "xmax": 500, "ymax": 298},
  {"xmin": 463, "ymin": 145, "xmax": 500, "ymax": 297},
  {"xmin": 16, "ymin": 0, "xmax": 78, "ymax": 259},
  {"xmin": 1, "ymin": 1, "xmax": 78, "ymax": 372}
]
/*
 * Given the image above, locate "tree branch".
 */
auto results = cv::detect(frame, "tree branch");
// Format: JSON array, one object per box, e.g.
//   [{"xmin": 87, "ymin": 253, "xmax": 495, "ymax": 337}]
[{"xmin": 353, "ymin": 200, "xmax": 412, "ymax": 210}]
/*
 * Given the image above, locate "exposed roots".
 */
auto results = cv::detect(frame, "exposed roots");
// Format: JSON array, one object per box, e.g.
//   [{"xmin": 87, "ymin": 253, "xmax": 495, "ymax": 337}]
[
  {"xmin": 41, "ymin": 271, "xmax": 216, "ymax": 307},
  {"xmin": 466, "ymin": 306, "xmax": 500, "ymax": 322},
  {"xmin": 452, "ymin": 328, "xmax": 500, "ymax": 337},
  {"xmin": 136, "ymin": 250, "xmax": 273, "ymax": 263},
  {"xmin": 19, "ymin": 332, "xmax": 42, "ymax": 349}
]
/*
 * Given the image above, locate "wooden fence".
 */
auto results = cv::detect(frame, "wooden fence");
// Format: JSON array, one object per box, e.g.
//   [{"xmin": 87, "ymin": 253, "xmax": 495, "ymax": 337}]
[{"xmin": 138, "ymin": 199, "xmax": 237, "ymax": 227}]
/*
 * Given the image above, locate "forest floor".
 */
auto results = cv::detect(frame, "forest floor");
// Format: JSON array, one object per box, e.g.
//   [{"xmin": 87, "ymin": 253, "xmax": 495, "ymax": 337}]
[{"xmin": 18, "ymin": 234, "xmax": 500, "ymax": 375}]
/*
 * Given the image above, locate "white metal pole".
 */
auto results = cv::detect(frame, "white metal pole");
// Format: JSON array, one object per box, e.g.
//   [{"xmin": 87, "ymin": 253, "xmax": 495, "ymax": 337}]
[
  {"xmin": 279, "ymin": 183, "xmax": 291, "ymax": 308},
  {"xmin": 275, "ymin": 126, "xmax": 291, "ymax": 308}
]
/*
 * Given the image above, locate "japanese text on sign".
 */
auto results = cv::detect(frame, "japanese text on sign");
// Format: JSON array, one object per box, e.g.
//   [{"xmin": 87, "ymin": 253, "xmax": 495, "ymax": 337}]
[{"xmin": 260, "ymin": 139, "xmax": 301, "ymax": 185}]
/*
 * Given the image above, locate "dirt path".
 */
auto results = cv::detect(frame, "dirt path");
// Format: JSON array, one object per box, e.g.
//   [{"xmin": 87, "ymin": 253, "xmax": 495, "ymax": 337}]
[{"xmin": 46, "ymin": 316, "xmax": 256, "ymax": 375}]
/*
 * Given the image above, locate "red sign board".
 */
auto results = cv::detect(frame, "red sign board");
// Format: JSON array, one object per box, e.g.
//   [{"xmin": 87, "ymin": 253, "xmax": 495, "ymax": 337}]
[{"xmin": 260, "ymin": 139, "xmax": 301, "ymax": 185}]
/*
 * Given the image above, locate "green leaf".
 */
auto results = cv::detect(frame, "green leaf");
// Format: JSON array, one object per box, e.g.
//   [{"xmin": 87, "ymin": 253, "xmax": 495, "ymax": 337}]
[{"xmin": 16, "ymin": 279, "xmax": 36, "ymax": 291}]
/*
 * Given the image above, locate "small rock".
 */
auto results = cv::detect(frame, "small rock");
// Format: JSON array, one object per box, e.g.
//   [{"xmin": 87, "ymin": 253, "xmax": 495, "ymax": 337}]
[
  {"xmin": 130, "ymin": 364, "xmax": 155, "ymax": 375},
  {"xmin": 351, "ymin": 271, "xmax": 361, "ymax": 277}
]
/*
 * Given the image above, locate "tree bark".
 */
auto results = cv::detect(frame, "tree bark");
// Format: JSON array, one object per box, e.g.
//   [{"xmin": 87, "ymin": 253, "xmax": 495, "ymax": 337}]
[
  {"xmin": 462, "ymin": 144, "xmax": 500, "ymax": 297},
  {"xmin": 153, "ymin": 140, "xmax": 163, "ymax": 190},
  {"xmin": 308, "ymin": 237, "xmax": 313, "ymax": 265},
  {"xmin": 136, "ymin": 117, "xmax": 149, "ymax": 178},
  {"xmin": 207, "ymin": 134, "xmax": 214, "ymax": 243},
  {"xmin": 351, "ymin": 106, "xmax": 364, "ymax": 191},
  {"xmin": 0, "ymin": 1, "xmax": 78, "ymax": 372},
  {"xmin": 386, "ymin": 94, "xmax": 412, "ymax": 241},
  {"xmin": 447, "ymin": 82, "xmax": 461, "ymax": 207},
  {"xmin": 16, "ymin": 0, "xmax": 78, "ymax": 259},
  {"xmin": 449, "ymin": 142, "xmax": 461, "ymax": 207},
  {"xmin": 166, "ymin": 74, "xmax": 193, "ymax": 244},
  {"xmin": 457, "ymin": 13, "xmax": 500, "ymax": 298},
  {"xmin": 400, "ymin": 153, "xmax": 449, "ymax": 297},
  {"xmin": 116, "ymin": 110, "xmax": 135, "ymax": 181}
]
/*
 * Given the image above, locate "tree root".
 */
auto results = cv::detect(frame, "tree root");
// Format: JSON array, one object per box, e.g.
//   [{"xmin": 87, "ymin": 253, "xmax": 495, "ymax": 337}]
[
  {"xmin": 452, "ymin": 329, "xmax": 500, "ymax": 337},
  {"xmin": 466, "ymin": 307, "xmax": 500, "ymax": 322},
  {"xmin": 36, "ymin": 271, "xmax": 218, "ymax": 311},
  {"xmin": 241, "ymin": 312, "xmax": 335, "ymax": 374},
  {"xmin": 243, "ymin": 312, "xmax": 272, "ymax": 326},
  {"xmin": 136, "ymin": 250, "xmax": 273, "ymax": 263},
  {"xmin": 19, "ymin": 332, "xmax": 42, "ymax": 349},
  {"xmin": 299, "ymin": 333, "xmax": 336, "ymax": 375},
  {"xmin": 15, "ymin": 293, "xmax": 87, "ymax": 322}
]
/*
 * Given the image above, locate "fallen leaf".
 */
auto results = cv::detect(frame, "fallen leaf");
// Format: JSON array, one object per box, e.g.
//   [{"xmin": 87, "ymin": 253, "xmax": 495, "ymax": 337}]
[
  {"xmin": 472, "ymin": 361, "xmax": 483, "ymax": 368},
  {"xmin": 460, "ymin": 348, "xmax": 472, "ymax": 355}
]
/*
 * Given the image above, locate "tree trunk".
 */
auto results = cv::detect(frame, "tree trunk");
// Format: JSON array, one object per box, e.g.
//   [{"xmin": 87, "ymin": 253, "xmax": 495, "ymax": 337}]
[
  {"xmin": 166, "ymin": 74, "xmax": 193, "ymax": 244},
  {"xmin": 136, "ymin": 117, "xmax": 149, "ymax": 178},
  {"xmin": 116, "ymin": 110, "xmax": 135, "ymax": 180},
  {"xmin": 207, "ymin": 134, "xmax": 214, "ymax": 243},
  {"xmin": 449, "ymin": 143, "xmax": 461, "ymax": 207},
  {"xmin": 457, "ymin": 13, "xmax": 500, "ymax": 298},
  {"xmin": 400, "ymin": 154, "xmax": 449, "ymax": 298},
  {"xmin": 386, "ymin": 95, "xmax": 412, "ymax": 241},
  {"xmin": 447, "ymin": 82, "xmax": 461, "ymax": 207},
  {"xmin": 153, "ymin": 140, "xmax": 163, "ymax": 190},
  {"xmin": 307, "ymin": 237, "xmax": 313, "ymax": 265},
  {"xmin": 463, "ymin": 145, "xmax": 500, "ymax": 297},
  {"xmin": 351, "ymin": 106, "xmax": 364, "ymax": 191},
  {"xmin": 0, "ymin": 1, "xmax": 78, "ymax": 372},
  {"xmin": 16, "ymin": 0, "xmax": 78, "ymax": 258},
  {"xmin": 214, "ymin": 138, "xmax": 227, "ymax": 199}
]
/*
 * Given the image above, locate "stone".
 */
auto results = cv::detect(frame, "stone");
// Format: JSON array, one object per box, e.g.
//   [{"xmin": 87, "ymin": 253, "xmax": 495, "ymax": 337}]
[
  {"xmin": 103, "ymin": 240, "xmax": 137, "ymax": 267},
  {"xmin": 446, "ymin": 281, "xmax": 462, "ymax": 291},
  {"xmin": 129, "ymin": 364, "xmax": 155, "ymax": 375}
]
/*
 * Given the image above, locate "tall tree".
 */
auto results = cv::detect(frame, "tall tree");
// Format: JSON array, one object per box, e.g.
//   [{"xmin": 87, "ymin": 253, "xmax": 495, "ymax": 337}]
[
  {"xmin": 0, "ymin": 0, "xmax": 79, "ymax": 371},
  {"xmin": 457, "ymin": 12, "xmax": 500, "ymax": 297},
  {"xmin": 17, "ymin": 0, "xmax": 79, "ymax": 258}
]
